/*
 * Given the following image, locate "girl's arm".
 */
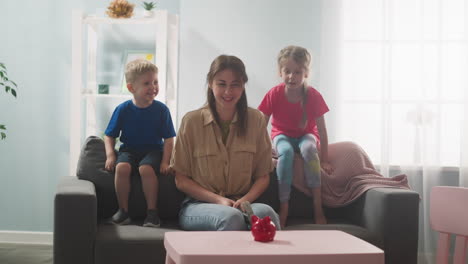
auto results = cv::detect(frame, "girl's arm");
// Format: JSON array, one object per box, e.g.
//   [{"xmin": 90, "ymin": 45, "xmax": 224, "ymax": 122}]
[
  {"xmin": 174, "ymin": 172, "xmax": 235, "ymax": 206},
  {"xmin": 316, "ymin": 116, "xmax": 333, "ymax": 174},
  {"xmin": 233, "ymin": 173, "xmax": 269, "ymax": 209},
  {"xmin": 160, "ymin": 137, "xmax": 174, "ymax": 174},
  {"xmin": 104, "ymin": 135, "xmax": 116, "ymax": 171}
]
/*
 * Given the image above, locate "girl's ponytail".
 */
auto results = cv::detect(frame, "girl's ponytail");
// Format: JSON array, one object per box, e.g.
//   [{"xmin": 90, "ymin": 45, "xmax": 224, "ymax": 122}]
[{"xmin": 300, "ymin": 84, "xmax": 308, "ymax": 129}]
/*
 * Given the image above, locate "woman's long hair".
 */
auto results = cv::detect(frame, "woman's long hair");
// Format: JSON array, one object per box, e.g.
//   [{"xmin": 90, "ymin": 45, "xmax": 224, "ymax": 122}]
[{"xmin": 206, "ymin": 55, "xmax": 248, "ymax": 137}]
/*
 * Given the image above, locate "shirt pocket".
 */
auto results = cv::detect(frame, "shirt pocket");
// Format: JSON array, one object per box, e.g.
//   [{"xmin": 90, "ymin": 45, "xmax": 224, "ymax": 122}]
[
  {"xmin": 231, "ymin": 144, "xmax": 256, "ymax": 176},
  {"xmin": 193, "ymin": 148, "xmax": 220, "ymax": 187}
]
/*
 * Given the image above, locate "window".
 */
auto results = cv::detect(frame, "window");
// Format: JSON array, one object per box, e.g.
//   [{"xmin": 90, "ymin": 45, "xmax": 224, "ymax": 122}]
[{"xmin": 337, "ymin": 0, "xmax": 466, "ymax": 167}]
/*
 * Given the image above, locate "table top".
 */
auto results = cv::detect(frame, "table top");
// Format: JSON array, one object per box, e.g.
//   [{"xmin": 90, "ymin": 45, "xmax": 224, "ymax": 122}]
[{"xmin": 164, "ymin": 230, "xmax": 384, "ymax": 264}]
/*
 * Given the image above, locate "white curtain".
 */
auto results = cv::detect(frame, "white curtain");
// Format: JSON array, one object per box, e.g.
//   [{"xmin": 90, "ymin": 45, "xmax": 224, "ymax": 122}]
[{"xmin": 320, "ymin": 0, "xmax": 468, "ymax": 263}]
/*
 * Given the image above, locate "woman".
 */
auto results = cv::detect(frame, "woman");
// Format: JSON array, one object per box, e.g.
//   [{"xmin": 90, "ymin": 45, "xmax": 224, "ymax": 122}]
[{"xmin": 171, "ymin": 55, "xmax": 280, "ymax": 231}]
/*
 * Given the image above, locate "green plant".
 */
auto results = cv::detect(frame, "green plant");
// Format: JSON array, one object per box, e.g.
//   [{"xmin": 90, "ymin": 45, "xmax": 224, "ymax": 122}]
[
  {"xmin": 142, "ymin": 1, "xmax": 156, "ymax": 11},
  {"xmin": 0, "ymin": 62, "xmax": 18, "ymax": 140}
]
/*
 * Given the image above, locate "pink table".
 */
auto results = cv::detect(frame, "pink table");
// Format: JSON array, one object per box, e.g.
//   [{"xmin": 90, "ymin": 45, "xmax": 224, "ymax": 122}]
[{"xmin": 164, "ymin": 230, "xmax": 384, "ymax": 264}]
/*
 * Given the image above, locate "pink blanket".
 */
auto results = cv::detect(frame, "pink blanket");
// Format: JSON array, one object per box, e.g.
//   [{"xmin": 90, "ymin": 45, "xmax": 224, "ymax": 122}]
[{"xmin": 273, "ymin": 141, "xmax": 411, "ymax": 207}]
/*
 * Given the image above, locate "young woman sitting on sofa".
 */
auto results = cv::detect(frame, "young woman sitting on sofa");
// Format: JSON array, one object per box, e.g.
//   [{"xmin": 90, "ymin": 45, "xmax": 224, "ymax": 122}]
[{"xmin": 170, "ymin": 54, "xmax": 280, "ymax": 231}]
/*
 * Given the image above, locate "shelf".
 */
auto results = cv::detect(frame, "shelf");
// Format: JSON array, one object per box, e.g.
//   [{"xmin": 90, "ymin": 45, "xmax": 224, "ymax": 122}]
[
  {"xmin": 83, "ymin": 15, "xmax": 159, "ymax": 25},
  {"xmin": 82, "ymin": 93, "xmax": 132, "ymax": 99},
  {"xmin": 70, "ymin": 9, "xmax": 179, "ymax": 176}
]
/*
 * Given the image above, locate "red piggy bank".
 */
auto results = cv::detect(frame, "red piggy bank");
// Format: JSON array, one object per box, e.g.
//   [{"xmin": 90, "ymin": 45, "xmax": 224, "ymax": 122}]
[{"xmin": 250, "ymin": 215, "xmax": 276, "ymax": 242}]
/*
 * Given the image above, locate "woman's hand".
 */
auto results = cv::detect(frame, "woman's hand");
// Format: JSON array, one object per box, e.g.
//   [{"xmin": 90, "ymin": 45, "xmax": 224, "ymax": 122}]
[
  {"xmin": 215, "ymin": 196, "xmax": 235, "ymax": 207},
  {"xmin": 233, "ymin": 198, "xmax": 250, "ymax": 210}
]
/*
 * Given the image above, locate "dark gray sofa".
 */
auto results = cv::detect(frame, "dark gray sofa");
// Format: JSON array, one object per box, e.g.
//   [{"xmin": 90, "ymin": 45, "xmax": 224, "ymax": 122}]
[{"xmin": 54, "ymin": 137, "xmax": 419, "ymax": 264}]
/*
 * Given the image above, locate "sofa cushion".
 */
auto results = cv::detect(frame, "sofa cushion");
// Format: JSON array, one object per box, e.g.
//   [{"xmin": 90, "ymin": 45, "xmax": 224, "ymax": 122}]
[{"xmin": 76, "ymin": 136, "xmax": 185, "ymax": 221}]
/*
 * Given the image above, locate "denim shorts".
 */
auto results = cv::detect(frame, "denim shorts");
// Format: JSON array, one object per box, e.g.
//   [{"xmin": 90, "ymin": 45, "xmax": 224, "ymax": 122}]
[{"xmin": 116, "ymin": 149, "xmax": 162, "ymax": 173}]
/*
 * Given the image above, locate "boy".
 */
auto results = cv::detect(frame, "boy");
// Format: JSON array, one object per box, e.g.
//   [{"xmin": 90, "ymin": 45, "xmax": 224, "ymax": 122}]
[{"xmin": 104, "ymin": 59, "xmax": 176, "ymax": 227}]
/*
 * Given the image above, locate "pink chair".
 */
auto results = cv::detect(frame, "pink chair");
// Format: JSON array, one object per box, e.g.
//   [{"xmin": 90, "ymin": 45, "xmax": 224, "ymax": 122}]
[{"xmin": 430, "ymin": 186, "xmax": 468, "ymax": 264}]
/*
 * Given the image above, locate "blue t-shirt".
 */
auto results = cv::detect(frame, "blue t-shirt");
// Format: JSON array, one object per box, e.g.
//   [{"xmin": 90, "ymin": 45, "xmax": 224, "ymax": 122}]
[{"xmin": 105, "ymin": 100, "xmax": 176, "ymax": 152}]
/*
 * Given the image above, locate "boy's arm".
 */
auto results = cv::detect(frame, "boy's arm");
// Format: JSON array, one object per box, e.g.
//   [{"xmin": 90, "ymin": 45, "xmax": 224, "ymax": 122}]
[
  {"xmin": 316, "ymin": 116, "xmax": 333, "ymax": 174},
  {"xmin": 160, "ymin": 137, "xmax": 174, "ymax": 174},
  {"xmin": 104, "ymin": 135, "xmax": 117, "ymax": 171}
]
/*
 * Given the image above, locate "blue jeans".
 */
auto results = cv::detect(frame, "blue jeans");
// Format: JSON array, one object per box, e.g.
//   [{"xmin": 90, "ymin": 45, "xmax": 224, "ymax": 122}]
[
  {"xmin": 273, "ymin": 134, "xmax": 321, "ymax": 202},
  {"xmin": 179, "ymin": 198, "xmax": 281, "ymax": 231}
]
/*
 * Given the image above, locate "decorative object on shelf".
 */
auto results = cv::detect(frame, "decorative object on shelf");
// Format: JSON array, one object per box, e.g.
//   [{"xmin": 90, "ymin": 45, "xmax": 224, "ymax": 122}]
[
  {"xmin": 250, "ymin": 215, "xmax": 276, "ymax": 242},
  {"xmin": 120, "ymin": 50, "xmax": 155, "ymax": 94},
  {"xmin": 142, "ymin": 1, "xmax": 157, "ymax": 18},
  {"xmin": 0, "ymin": 62, "xmax": 18, "ymax": 140},
  {"xmin": 106, "ymin": 0, "xmax": 135, "ymax": 18},
  {"xmin": 98, "ymin": 84, "xmax": 109, "ymax": 94}
]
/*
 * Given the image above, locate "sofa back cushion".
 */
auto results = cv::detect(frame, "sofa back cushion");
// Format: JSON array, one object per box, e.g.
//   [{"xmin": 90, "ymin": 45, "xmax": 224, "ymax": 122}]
[
  {"xmin": 76, "ymin": 136, "xmax": 185, "ymax": 221},
  {"xmin": 254, "ymin": 171, "xmax": 279, "ymax": 211}
]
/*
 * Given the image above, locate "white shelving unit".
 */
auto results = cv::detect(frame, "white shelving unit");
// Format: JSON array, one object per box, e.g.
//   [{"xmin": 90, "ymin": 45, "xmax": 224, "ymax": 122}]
[{"xmin": 70, "ymin": 9, "xmax": 179, "ymax": 175}]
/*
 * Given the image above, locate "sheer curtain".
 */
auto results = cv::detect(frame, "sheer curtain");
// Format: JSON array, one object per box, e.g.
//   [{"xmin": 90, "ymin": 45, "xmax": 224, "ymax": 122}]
[{"xmin": 320, "ymin": 0, "xmax": 468, "ymax": 263}]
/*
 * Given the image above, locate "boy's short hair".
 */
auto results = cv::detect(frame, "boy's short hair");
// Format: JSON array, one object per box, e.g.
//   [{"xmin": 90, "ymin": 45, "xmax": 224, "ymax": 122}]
[{"xmin": 125, "ymin": 59, "xmax": 158, "ymax": 84}]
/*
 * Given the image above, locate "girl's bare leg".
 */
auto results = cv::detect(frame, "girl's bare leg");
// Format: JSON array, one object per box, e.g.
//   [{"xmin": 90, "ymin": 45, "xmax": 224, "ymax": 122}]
[
  {"xmin": 312, "ymin": 187, "xmax": 327, "ymax": 224},
  {"xmin": 279, "ymin": 202, "xmax": 289, "ymax": 229}
]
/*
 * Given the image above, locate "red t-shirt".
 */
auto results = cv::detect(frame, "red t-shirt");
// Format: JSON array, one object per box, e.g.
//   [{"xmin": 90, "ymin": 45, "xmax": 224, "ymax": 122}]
[{"xmin": 258, "ymin": 83, "xmax": 329, "ymax": 141}]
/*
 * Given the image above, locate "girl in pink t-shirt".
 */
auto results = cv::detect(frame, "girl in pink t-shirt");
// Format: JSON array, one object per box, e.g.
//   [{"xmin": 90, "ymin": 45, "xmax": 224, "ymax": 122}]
[{"xmin": 258, "ymin": 45, "xmax": 333, "ymax": 228}]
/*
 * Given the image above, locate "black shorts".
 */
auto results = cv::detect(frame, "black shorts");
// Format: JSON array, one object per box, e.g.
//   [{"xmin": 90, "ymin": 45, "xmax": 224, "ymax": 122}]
[{"xmin": 116, "ymin": 149, "xmax": 162, "ymax": 173}]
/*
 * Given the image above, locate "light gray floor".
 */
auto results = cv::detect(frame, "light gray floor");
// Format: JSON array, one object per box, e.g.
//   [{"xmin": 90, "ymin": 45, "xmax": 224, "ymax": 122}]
[{"xmin": 0, "ymin": 243, "xmax": 52, "ymax": 264}]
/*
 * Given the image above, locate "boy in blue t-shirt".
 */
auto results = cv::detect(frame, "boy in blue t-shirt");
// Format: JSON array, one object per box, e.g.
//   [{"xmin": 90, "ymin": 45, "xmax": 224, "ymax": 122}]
[{"xmin": 104, "ymin": 59, "xmax": 176, "ymax": 228}]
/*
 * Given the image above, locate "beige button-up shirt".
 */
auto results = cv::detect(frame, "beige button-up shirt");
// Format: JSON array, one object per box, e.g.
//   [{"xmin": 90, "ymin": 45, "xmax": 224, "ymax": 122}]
[{"xmin": 171, "ymin": 106, "xmax": 273, "ymax": 199}]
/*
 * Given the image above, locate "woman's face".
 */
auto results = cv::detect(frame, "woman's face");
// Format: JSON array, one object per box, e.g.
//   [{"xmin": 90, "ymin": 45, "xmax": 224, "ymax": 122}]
[{"xmin": 211, "ymin": 69, "xmax": 245, "ymax": 111}]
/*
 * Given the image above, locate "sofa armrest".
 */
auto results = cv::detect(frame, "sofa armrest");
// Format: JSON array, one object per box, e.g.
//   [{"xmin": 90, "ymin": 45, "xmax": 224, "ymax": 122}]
[
  {"xmin": 357, "ymin": 188, "xmax": 419, "ymax": 264},
  {"xmin": 54, "ymin": 176, "xmax": 97, "ymax": 264}
]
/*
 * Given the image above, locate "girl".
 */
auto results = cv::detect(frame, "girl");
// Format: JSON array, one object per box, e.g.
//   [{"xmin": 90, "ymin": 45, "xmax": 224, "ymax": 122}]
[{"xmin": 258, "ymin": 45, "xmax": 332, "ymax": 228}]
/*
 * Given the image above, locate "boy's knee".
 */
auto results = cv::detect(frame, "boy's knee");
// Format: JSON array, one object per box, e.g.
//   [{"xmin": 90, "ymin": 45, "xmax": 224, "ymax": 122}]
[
  {"xmin": 139, "ymin": 164, "xmax": 154, "ymax": 172},
  {"xmin": 138, "ymin": 164, "xmax": 157, "ymax": 177},
  {"xmin": 116, "ymin": 162, "xmax": 132, "ymax": 174}
]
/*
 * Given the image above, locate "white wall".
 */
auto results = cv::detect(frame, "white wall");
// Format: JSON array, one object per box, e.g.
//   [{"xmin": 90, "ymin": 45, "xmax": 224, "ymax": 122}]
[
  {"xmin": 178, "ymin": 0, "xmax": 323, "ymax": 125},
  {"xmin": 0, "ymin": 0, "xmax": 180, "ymax": 232}
]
